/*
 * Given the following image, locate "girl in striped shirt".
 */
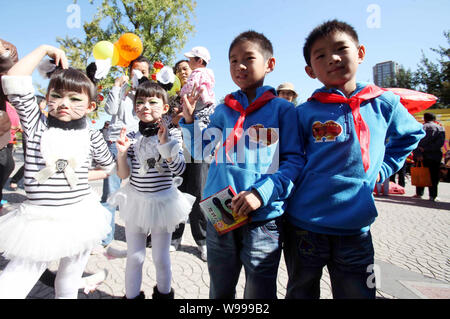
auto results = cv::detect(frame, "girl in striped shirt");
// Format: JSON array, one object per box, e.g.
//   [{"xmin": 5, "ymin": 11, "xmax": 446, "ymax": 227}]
[
  {"xmin": 108, "ymin": 81, "xmax": 194, "ymax": 299},
  {"xmin": 0, "ymin": 45, "xmax": 114, "ymax": 298}
]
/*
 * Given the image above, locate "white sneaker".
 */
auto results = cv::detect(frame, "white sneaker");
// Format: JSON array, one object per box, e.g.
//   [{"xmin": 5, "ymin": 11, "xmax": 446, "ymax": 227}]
[
  {"xmin": 170, "ymin": 238, "xmax": 181, "ymax": 252},
  {"xmin": 80, "ymin": 269, "xmax": 108, "ymax": 294},
  {"xmin": 198, "ymin": 245, "xmax": 207, "ymax": 262}
]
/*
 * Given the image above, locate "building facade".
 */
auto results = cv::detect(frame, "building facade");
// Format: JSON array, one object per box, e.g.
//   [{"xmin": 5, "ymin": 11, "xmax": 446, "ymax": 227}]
[{"xmin": 373, "ymin": 61, "xmax": 398, "ymax": 87}]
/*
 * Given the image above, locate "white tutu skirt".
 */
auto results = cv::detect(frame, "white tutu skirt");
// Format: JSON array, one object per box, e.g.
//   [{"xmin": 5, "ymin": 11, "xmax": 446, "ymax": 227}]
[
  {"xmin": 107, "ymin": 181, "xmax": 195, "ymax": 234},
  {"xmin": 0, "ymin": 194, "xmax": 111, "ymax": 263}
]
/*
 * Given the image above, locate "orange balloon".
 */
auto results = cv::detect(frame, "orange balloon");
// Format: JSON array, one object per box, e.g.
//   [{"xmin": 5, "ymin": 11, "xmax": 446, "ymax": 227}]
[
  {"xmin": 117, "ymin": 33, "xmax": 143, "ymax": 62},
  {"xmin": 114, "ymin": 42, "xmax": 131, "ymax": 68}
]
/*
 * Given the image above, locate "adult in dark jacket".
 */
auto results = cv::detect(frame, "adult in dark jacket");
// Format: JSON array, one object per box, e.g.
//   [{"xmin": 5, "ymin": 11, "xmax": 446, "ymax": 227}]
[{"xmin": 413, "ymin": 113, "xmax": 446, "ymax": 201}]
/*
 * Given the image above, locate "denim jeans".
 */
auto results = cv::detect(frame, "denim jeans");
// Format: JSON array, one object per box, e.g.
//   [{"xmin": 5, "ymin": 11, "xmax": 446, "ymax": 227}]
[
  {"xmin": 283, "ymin": 221, "xmax": 376, "ymax": 299},
  {"xmin": 101, "ymin": 142, "xmax": 121, "ymax": 246},
  {"xmin": 206, "ymin": 217, "xmax": 283, "ymax": 299}
]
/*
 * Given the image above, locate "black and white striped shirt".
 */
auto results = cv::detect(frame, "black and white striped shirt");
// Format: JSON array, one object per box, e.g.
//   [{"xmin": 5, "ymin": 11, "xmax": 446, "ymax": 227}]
[
  {"xmin": 4, "ymin": 79, "xmax": 114, "ymax": 207},
  {"xmin": 127, "ymin": 129, "xmax": 185, "ymax": 193}
]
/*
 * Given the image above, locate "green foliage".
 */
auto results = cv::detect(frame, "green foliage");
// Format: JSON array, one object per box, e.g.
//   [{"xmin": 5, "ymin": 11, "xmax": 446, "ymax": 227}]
[
  {"xmin": 415, "ymin": 31, "xmax": 449, "ymax": 108},
  {"xmin": 57, "ymin": 0, "xmax": 197, "ymax": 117},
  {"xmin": 386, "ymin": 31, "xmax": 449, "ymax": 109},
  {"xmin": 386, "ymin": 65, "xmax": 417, "ymax": 89}
]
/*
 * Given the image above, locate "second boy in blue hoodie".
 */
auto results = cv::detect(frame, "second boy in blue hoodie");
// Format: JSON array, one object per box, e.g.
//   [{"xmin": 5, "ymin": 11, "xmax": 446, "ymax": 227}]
[
  {"xmin": 180, "ymin": 31, "xmax": 302, "ymax": 299},
  {"xmin": 284, "ymin": 20, "xmax": 425, "ymax": 299}
]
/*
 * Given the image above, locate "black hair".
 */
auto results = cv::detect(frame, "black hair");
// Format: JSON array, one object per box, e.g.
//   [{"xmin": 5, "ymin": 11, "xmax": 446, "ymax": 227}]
[
  {"xmin": 194, "ymin": 56, "xmax": 207, "ymax": 67},
  {"xmin": 228, "ymin": 30, "xmax": 273, "ymax": 61},
  {"xmin": 129, "ymin": 55, "xmax": 151, "ymax": 74},
  {"xmin": 424, "ymin": 112, "xmax": 436, "ymax": 122},
  {"xmin": 47, "ymin": 67, "xmax": 97, "ymax": 103},
  {"xmin": 35, "ymin": 95, "xmax": 46, "ymax": 105},
  {"xmin": 134, "ymin": 81, "xmax": 168, "ymax": 106},
  {"xmin": 303, "ymin": 19, "xmax": 359, "ymax": 66},
  {"xmin": 173, "ymin": 59, "xmax": 189, "ymax": 74}
]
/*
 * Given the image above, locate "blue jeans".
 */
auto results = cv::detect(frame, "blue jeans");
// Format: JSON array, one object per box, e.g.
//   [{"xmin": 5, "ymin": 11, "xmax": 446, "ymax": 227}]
[
  {"xmin": 206, "ymin": 217, "xmax": 283, "ymax": 299},
  {"xmin": 101, "ymin": 142, "xmax": 121, "ymax": 246},
  {"xmin": 283, "ymin": 221, "xmax": 376, "ymax": 299}
]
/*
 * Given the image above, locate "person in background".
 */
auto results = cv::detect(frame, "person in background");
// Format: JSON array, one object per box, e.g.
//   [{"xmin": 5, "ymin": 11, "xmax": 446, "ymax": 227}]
[
  {"xmin": 0, "ymin": 39, "xmax": 19, "ymax": 209},
  {"xmin": 168, "ymin": 59, "xmax": 208, "ymax": 260},
  {"xmin": 276, "ymin": 82, "xmax": 298, "ymax": 103},
  {"xmin": 412, "ymin": 112, "xmax": 446, "ymax": 201}
]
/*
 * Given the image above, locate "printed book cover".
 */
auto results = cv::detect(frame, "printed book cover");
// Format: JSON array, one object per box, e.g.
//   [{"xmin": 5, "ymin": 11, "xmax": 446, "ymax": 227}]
[{"xmin": 199, "ymin": 186, "xmax": 250, "ymax": 235}]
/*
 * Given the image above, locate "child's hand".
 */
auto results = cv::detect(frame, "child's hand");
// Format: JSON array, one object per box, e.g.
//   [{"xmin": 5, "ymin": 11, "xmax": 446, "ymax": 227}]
[
  {"xmin": 42, "ymin": 45, "xmax": 69, "ymax": 69},
  {"xmin": 116, "ymin": 127, "xmax": 131, "ymax": 155},
  {"xmin": 181, "ymin": 84, "xmax": 201, "ymax": 124},
  {"xmin": 158, "ymin": 120, "xmax": 169, "ymax": 145},
  {"xmin": 231, "ymin": 190, "xmax": 263, "ymax": 218},
  {"xmin": 114, "ymin": 75, "xmax": 129, "ymax": 88}
]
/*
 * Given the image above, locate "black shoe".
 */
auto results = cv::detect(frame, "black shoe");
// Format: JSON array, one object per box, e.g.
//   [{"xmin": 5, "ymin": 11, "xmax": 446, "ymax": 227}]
[
  {"xmin": 122, "ymin": 291, "xmax": 145, "ymax": 299},
  {"xmin": 152, "ymin": 286, "xmax": 174, "ymax": 299}
]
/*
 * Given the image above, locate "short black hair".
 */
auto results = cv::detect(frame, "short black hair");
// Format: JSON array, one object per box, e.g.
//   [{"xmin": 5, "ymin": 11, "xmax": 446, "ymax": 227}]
[
  {"xmin": 129, "ymin": 55, "xmax": 151, "ymax": 74},
  {"xmin": 424, "ymin": 112, "xmax": 436, "ymax": 122},
  {"xmin": 134, "ymin": 81, "xmax": 168, "ymax": 106},
  {"xmin": 303, "ymin": 19, "xmax": 359, "ymax": 66},
  {"xmin": 229, "ymin": 30, "xmax": 273, "ymax": 61},
  {"xmin": 47, "ymin": 67, "xmax": 97, "ymax": 102}
]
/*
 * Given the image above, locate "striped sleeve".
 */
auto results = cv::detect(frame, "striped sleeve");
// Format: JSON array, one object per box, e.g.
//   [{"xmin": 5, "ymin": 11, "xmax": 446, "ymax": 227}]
[
  {"xmin": 90, "ymin": 129, "xmax": 115, "ymax": 173},
  {"xmin": 1, "ymin": 75, "xmax": 43, "ymax": 140}
]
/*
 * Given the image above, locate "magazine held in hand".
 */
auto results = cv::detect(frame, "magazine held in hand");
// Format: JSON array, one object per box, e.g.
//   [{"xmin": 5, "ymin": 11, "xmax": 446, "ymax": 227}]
[{"xmin": 199, "ymin": 186, "xmax": 250, "ymax": 235}]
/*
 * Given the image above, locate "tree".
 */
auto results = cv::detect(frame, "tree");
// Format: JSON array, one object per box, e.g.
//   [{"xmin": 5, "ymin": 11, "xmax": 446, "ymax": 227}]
[
  {"xmin": 415, "ymin": 31, "xmax": 449, "ymax": 108},
  {"xmin": 386, "ymin": 65, "xmax": 417, "ymax": 89},
  {"xmin": 57, "ymin": 0, "xmax": 197, "ymax": 116}
]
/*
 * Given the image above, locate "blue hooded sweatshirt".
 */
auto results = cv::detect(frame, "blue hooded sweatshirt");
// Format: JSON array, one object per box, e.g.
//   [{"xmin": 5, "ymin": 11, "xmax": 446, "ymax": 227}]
[
  {"xmin": 180, "ymin": 86, "xmax": 303, "ymax": 222},
  {"xmin": 286, "ymin": 82, "xmax": 425, "ymax": 235}
]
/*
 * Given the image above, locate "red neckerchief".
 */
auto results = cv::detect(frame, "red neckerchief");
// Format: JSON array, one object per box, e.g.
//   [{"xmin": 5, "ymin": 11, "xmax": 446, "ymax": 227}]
[
  {"xmin": 216, "ymin": 91, "xmax": 276, "ymax": 164},
  {"xmin": 308, "ymin": 85, "xmax": 385, "ymax": 172}
]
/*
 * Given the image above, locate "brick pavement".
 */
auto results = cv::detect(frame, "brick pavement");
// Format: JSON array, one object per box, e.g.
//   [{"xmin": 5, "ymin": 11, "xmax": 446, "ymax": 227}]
[{"xmin": 0, "ymin": 149, "xmax": 449, "ymax": 299}]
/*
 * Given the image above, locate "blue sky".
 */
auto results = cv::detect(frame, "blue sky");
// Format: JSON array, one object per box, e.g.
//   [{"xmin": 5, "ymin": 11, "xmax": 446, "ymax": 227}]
[{"xmin": 2, "ymin": 0, "xmax": 449, "ymax": 129}]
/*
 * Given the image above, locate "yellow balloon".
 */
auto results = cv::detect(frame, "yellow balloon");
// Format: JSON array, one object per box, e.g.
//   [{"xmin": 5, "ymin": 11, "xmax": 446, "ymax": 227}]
[
  {"xmin": 168, "ymin": 75, "xmax": 182, "ymax": 96},
  {"xmin": 93, "ymin": 41, "xmax": 119, "ymax": 65}
]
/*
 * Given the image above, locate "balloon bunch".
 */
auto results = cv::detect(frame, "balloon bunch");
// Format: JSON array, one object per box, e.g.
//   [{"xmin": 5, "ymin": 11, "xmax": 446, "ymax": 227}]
[
  {"xmin": 90, "ymin": 33, "xmax": 144, "ymax": 107},
  {"xmin": 92, "ymin": 33, "xmax": 143, "ymax": 69}
]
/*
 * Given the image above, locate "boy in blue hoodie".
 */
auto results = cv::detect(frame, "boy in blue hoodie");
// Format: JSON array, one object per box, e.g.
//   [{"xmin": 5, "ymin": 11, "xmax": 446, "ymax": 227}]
[
  {"xmin": 284, "ymin": 20, "xmax": 425, "ymax": 299},
  {"xmin": 180, "ymin": 31, "xmax": 302, "ymax": 299}
]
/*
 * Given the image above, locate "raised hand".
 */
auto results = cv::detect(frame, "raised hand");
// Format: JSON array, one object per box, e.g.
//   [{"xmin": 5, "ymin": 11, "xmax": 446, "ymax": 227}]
[
  {"xmin": 116, "ymin": 127, "xmax": 131, "ymax": 155},
  {"xmin": 181, "ymin": 83, "xmax": 201, "ymax": 124},
  {"xmin": 43, "ymin": 45, "xmax": 69, "ymax": 69},
  {"xmin": 114, "ymin": 74, "xmax": 129, "ymax": 88},
  {"xmin": 157, "ymin": 120, "xmax": 169, "ymax": 145}
]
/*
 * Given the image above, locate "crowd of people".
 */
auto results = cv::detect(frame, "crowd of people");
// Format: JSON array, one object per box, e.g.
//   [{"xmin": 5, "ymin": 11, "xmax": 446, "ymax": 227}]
[{"xmin": 0, "ymin": 18, "xmax": 446, "ymax": 299}]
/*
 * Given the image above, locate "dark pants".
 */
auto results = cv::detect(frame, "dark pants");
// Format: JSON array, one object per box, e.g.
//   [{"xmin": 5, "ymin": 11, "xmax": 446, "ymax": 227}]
[
  {"xmin": 172, "ymin": 159, "xmax": 209, "ymax": 246},
  {"xmin": 0, "ymin": 144, "xmax": 15, "ymax": 203},
  {"xmin": 415, "ymin": 158, "xmax": 441, "ymax": 199},
  {"xmin": 390, "ymin": 163, "xmax": 406, "ymax": 187},
  {"xmin": 283, "ymin": 221, "xmax": 376, "ymax": 299}
]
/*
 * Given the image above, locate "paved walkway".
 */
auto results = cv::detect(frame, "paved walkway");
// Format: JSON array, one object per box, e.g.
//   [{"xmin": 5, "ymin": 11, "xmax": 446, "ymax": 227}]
[{"xmin": 1, "ymin": 149, "xmax": 449, "ymax": 299}]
